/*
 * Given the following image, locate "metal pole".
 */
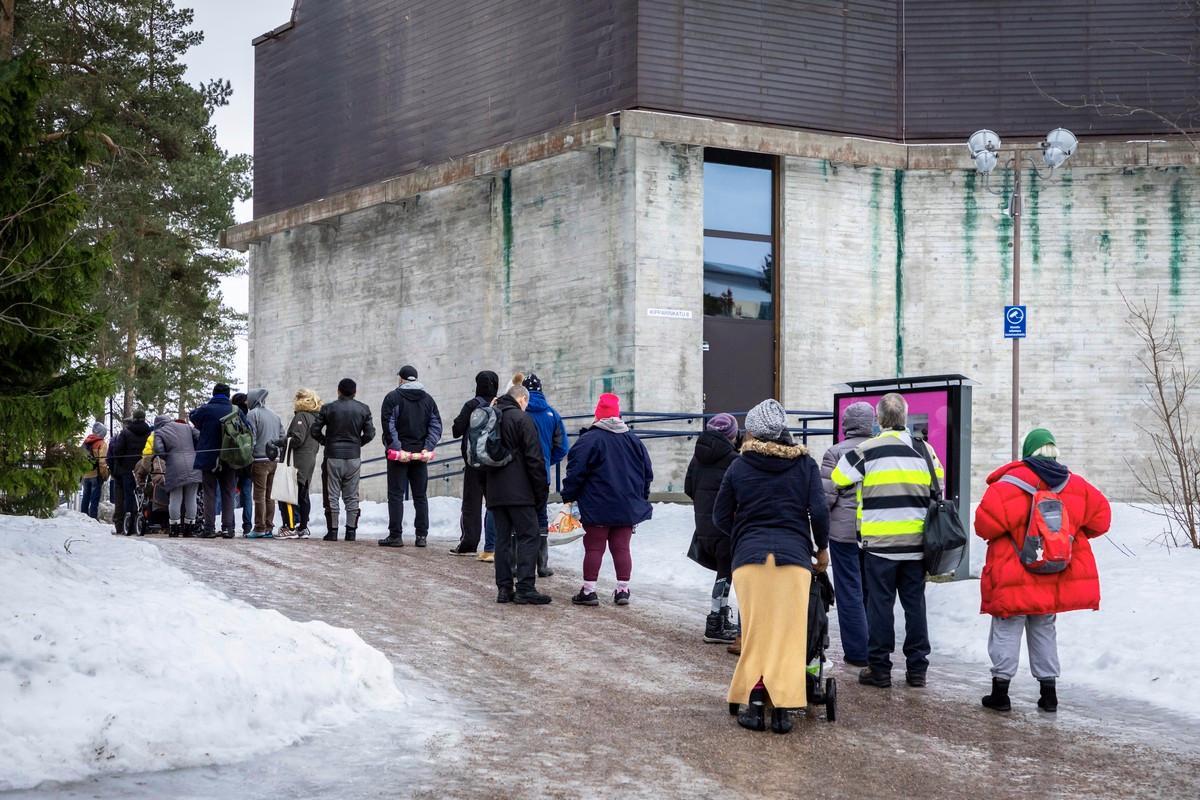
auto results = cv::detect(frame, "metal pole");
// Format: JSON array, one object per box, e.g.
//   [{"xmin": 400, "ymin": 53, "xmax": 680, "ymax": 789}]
[{"xmin": 1011, "ymin": 163, "xmax": 1022, "ymax": 461}]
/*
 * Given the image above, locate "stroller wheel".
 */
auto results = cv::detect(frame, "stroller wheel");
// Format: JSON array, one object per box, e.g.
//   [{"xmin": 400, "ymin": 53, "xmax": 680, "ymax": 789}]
[
  {"xmin": 728, "ymin": 702, "xmax": 739, "ymax": 717},
  {"xmin": 825, "ymin": 678, "xmax": 837, "ymax": 723},
  {"xmin": 136, "ymin": 515, "xmax": 148, "ymax": 536}
]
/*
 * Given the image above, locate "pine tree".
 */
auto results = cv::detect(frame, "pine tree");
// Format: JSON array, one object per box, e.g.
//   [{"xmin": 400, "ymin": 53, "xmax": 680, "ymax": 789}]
[{"xmin": 0, "ymin": 52, "xmax": 113, "ymax": 515}]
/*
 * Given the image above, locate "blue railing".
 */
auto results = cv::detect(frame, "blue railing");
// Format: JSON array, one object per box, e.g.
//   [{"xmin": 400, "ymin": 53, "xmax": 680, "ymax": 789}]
[{"xmin": 361, "ymin": 408, "xmax": 835, "ymax": 492}]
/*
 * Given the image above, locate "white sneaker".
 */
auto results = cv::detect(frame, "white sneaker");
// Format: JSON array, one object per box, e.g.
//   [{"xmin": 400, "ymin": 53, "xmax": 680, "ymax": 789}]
[{"xmin": 278, "ymin": 527, "xmax": 300, "ymax": 539}]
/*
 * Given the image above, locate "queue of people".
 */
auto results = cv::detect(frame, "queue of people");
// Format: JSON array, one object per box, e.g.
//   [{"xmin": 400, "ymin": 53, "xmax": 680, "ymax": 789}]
[{"xmin": 81, "ymin": 377, "xmax": 1113, "ymax": 732}]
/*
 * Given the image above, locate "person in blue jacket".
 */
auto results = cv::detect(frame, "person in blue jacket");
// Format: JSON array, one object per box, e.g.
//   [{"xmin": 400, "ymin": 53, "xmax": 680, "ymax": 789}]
[
  {"xmin": 561, "ymin": 393, "xmax": 653, "ymax": 607},
  {"xmin": 519, "ymin": 372, "xmax": 569, "ymax": 576},
  {"xmin": 190, "ymin": 382, "xmax": 242, "ymax": 538}
]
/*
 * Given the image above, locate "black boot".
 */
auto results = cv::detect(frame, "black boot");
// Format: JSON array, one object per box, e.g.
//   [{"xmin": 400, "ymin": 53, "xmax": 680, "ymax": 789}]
[
  {"xmin": 181, "ymin": 522, "xmax": 196, "ymax": 538},
  {"xmin": 513, "ymin": 588, "xmax": 551, "ymax": 605},
  {"xmin": 415, "ymin": 533, "xmax": 427, "ymax": 548},
  {"xmin": 770, "ymin": 707, "xmax": 793, "ymax": 734},
  {"xmin": 858, "ymin": 668, "xmax": 891, "ymax": 688},
  {"xmin": 704, "ymin": 612, "xmax": 734, "ymax": 644},
  {"xmin": 344, "ymin": 512, "xmax": 359, "ymax": 542},
  {"xmin": 982, "ymin": 677, "xmax": 1012, "ymax": 712},
  {"xmin": 323, "ymin": 512, "xmax": 338, "ymax": 541},
  {"xmin": 721, "ymin": 606, "xmax": 740, "ymax": 638},
  {"xmin": 344, "ymin": 528, "xmax": 356, "ymax": 542},
  {"xmin": 168, "ymin": 523, "xmax": 181, "ymax": 538},
  {"xmin": 497, "ymin": 586, "xmax": 515, "ymax": 604},
  {"xmin": 378, "ymin": 534, "xmax": 404, "ymax": 547},
  {"xmin": 1038, "ymin": 679, "xmax": 1058, "ymax": 713},
  {"xmin": 737, "ymin": 688, "xmax": 767, "ymax": 732}
]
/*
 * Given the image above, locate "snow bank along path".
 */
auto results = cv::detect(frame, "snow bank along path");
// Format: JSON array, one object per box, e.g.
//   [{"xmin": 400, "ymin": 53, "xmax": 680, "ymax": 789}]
[{"xmin": 0, "ymin": 511, "xmax": 403, "ymax": 792}]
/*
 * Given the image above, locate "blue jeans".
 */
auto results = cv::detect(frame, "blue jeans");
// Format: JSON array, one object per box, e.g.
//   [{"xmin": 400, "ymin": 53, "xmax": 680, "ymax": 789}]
[
  {"xmin": 864, "ymin": 554, "xmax": 930, "ymax": 675},
  {"xmin": 484, "ymin": 510, "xmax": 495, "ymax": 553},
  {"xmin": 829, "ymin": 540, "xmax": 869, "ymax": 663},
  {"xmin": 81, "ymin": 477, "xmax": 104, "ymax": 519}
]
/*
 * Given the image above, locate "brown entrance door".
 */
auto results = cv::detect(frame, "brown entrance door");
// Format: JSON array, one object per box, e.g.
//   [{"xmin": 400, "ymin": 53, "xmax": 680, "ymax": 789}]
[{"xmin": 703, "ymin": 317, "xmax": 775, "ymax": 415}]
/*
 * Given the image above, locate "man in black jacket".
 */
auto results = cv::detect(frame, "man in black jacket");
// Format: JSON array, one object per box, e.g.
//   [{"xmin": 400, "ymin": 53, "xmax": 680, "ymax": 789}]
[
  {"xmin": 487, "ymin": 384, "xmax": 550, "ymax": 604},
  {"xmin": 311, "ymin": 378, "xmax": 376, "ymax": 541},
  {"xmin": 379, "ymin": 365, "xmax": 442, "ymax": 548},
  {"xmin": 449, "ymin": 370, "xmax": 499, "ymax": 555},
  {"xmin": 106, "ymin": 409, "xmax": 152, "ymax": 535}
]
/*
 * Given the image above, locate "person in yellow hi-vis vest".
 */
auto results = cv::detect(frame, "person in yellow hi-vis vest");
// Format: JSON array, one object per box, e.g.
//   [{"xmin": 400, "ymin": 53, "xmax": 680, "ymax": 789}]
[{"xmin": 832, "ymin": 393, "xmax": 942, "ymax": 691}]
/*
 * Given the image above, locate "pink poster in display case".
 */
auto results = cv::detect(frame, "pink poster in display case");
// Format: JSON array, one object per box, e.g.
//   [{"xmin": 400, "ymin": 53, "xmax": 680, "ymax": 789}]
[{"xmin": 834, "ymin": 389, "xmax": 950, "ymax": 472}]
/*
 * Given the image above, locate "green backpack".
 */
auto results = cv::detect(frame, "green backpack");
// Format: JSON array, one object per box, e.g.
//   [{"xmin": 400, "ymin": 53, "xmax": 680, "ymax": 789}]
[{"xmin": 219, "ymin": 409, "xmax": 254, "ymax": 469}]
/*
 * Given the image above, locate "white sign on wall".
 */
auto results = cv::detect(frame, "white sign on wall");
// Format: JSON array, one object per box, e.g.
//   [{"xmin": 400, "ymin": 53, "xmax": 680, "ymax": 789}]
[{"xmin": 647, "ymin": 308, "xmax": 693, "ymax": 319}]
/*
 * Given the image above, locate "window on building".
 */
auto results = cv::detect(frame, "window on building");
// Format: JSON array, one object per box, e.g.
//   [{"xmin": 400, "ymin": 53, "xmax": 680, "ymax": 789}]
[{"xmin": 702, "ymin": 151, "xmax": 776, "ymax": 320}]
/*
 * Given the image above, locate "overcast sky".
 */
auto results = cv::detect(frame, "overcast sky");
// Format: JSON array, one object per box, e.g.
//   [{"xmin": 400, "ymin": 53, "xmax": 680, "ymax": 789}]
[{"xmin": 181, "ymin": 0, "xmax": 294, "ymax": 386}]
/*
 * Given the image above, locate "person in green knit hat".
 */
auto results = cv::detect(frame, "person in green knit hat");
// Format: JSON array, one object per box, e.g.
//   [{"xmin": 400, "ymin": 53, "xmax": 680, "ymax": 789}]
[{"xmin": 973, "ymin": 426, "xmax": 1112, "ymax": 714}]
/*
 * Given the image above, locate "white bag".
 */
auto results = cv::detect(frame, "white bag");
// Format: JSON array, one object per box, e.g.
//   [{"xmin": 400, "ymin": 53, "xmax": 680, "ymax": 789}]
[{"xmin": 273, "ymin": 441, "xmax": 301, "ymax": 507}]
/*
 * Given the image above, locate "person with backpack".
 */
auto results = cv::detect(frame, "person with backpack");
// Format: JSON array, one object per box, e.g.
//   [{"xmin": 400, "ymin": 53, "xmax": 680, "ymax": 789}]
[
  {"xmin": 190, "ymin": 383, "xmax": 243, "ymax": 538},
  {"xmin": 560, "ymin": 393, "xmax": 653, "ymax": 607},
  {"xmin": 819, "ymin": 401, "xmax": 875, "ymax": 667},
  {"xmin": 80, "ymin": 422, "xmax": 109, "ymax": 519},
  {"xmin": 107, "ymin": 409, "xmax": 152, "ymax": 536},
  {"xmin": 713, "ymin": 399, "xmax": 829, "ymax": 734},
  {"xmin": 310, "ymin": 378, "xmax": 376, "ymax": 541},
  {"xmin": 485, "ymin": 384, "xmax": 550, "ymax": 604},
  {"xmin": 153, "ymin": 413, "xmax": 202, "ymax": 537},
  {"xmin": 219, "ymin": 393, "xmax": 256, "ymax": 535},
  {"xmin": 278, "ymin": 388, "xmax": 322, "ymax": 538},
  {"xmin": 379, "ymin": 365, "xmax": 442, "ymax": 548},
  {"xmin": 684, "ymin": 412, "xmax": 740, "ymax": 644},
  {"xmin": 831, "ymin": 393, "xmax": 943, "ymax": 690},
  {"xmin": 245, "ymin": 388, "xmax": 284, "ymax": 538},
  {"xmin": 449, "ymin": 370, "xmax": 500, "ymax": 555},
  {"xmin": 518, "ymin": 372, "xmax": 569, "ymax": 577},
  {"xmin": 974, "ymin": 428, "xmax": 1112, "ymax": 714}
]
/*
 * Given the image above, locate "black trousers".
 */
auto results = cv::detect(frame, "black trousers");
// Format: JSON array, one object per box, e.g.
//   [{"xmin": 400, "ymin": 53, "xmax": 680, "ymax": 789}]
[
  {"xmin": 457, "ymin": 467, "xmax": 486, "ymax": 551},
  {"xmin": 112, "ymin": 474, "xmax": 125, "ymax": 534},
  {"xmin": 387, "ymin": 460, "xmax": 429, "ymax": 535},
  {"xmin": 492, "ymin": 505, "xmax": 540, "ymax": 593},
  {"xmin": 202, "ymin": 467, "xmax": 238, "ymax": 534},
  {"xmin": 277, "ymin": 479, "xmax": 311, "ymax": 529},
  {"xmin": 864, "ymin": 553, "xmax": 930, "ymax": 675}
]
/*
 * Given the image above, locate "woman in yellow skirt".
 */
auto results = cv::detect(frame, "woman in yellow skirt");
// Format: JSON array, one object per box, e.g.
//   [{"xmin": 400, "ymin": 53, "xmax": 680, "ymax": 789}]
[{"xmin": 713, "ymin": 399, "xmax": 830, "ymax": 733}]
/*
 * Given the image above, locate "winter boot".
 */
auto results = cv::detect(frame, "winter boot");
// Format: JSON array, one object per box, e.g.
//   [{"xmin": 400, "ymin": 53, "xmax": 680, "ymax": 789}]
[
  {"xmin": 981, "ymin": 677, "xmax": 1012, "ymax": 712},
  {"xmin": 378, "ymin": 535, "xmax": 404, "ymax": 547},
  {"xmin": 906, "ymin": 671, "xmax": 927, "ymax": 688},
  {"xmin": 770, "ymin": 707, "xmax": 793, "ymax": 735},
  {"xmin": 220, "ymin": 529, "xmax": 235, "ymax": 539},
  {"xmin": 858, "ymin": 668, "xmax": 892, "ymax": 688},
  {"xmin": 199, "ymin": 529, "xmax": 219, "ymax": 539},
  {"xmin": 1038, "ymin": 679, "xmax": 1058, "ymax": 713},
  {"xmin": 497, "ymin": 585, "xmax": 515, "ymax": 604},
  {"xmin": 169, "ymin": 523, "xmax": 181, "ymax": 538},
  {"xmin": 737, "ymin": 687, "xmax": 767, "ymax": 732},
  {"xmin": 323, "ymin": 530, "xmax": 339, "ymax": 542},
  {"xmin": 323, "ymin": 512, "xmax": 338, "ymax": 541},
  {"xmin": 182, "ymin": 521, "xmax": 196, "ymax": 538},
  {"xmin": 477, "ymin": 551, "xmax": 494, "ymax": 563},
  {"xmin": 513, "ymin": 589, "xmax": 552, "ymax": 605},
  {"xmin": 344, "ymin": 528, "xmax": 356, "ymax": 542},
  {"xmin": 721, "ymin": 607, "xmax": 740, "ymax": 638},
  {"xmin": 727, "ymin": 635, "xmax": 742, "ymax": 656},
  {"xmin": 704, "ymin": 612, "xmax": 734, "ymax": 644},
  {"xmin": 415, "ymin": 533, "xmax": 427, "ymax": 548}
]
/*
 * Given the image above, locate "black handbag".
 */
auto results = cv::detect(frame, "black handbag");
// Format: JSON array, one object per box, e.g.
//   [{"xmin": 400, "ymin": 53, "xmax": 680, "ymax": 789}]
[{"xmin": 913, "ymin": 438, "xmax": 967, "ymax": 577}]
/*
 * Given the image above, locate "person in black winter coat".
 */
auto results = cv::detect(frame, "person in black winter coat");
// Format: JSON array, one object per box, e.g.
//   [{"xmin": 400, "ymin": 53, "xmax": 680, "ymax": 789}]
[
  {"xmin": 311, "ymin": 378, "xmax": 375, "ymax": 540},
  {"xmin": 379, "ymin": 365, "xmax": 443, "ymax": 547},
  {"xmin": 107, "ymin": 409, "xmax": 152, "ymax": 535},
  {"xmin": 190, "ymin": 383, "xmax": 241, "ymax": 538},
  {"xmin": 485, "ymin": 385, "xmax": 550, "ymax": 605},
  {"xmin": 684, "ymin": 412, "xmax": 741, "ymax": 644},
  {"xmin": 449, "ymin": 370, "xmax": 499, "ymax": 555}
]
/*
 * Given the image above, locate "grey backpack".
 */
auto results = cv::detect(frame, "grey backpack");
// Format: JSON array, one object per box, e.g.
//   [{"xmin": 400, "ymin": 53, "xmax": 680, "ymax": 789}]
[{"xmin": 464, "ymin": 405, "xmax": 512, "ymax": 469}]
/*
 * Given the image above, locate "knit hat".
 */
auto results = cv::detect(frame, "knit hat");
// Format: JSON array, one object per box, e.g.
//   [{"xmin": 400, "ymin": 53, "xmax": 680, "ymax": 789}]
[
  {"xmin": 398, "ymin": 365, "xmax": 418, "ymax": 381},
  {"xmin": 522, "ymin": 372, "xmax": 543, "ymax": 393},
  {"xmin": 338, "ymin": 378, "xmax": 357, "ymax": 397},
  {"xmin": 745, "ymin": 399, "xmax": 787, "ymax": 442},
  {"xmin": 92, "ymin": 422, "xmax": 108, "ymax": 437},
  {"xmin": 1022, "ymin": 428, "xmax": 1056, "ymax": 459},
  {"xmin": 706, "ymin": 413, "xmax": 739, "ymax": 443},
  {"xmin": 594, "ymin": 393, "xmax": 620, "ymax": 420}
]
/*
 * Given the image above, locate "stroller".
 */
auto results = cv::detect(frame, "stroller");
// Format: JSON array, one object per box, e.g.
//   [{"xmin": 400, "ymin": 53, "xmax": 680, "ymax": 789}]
[{"xmin": 805, "ymin": 570, "xmax": 838, "ymax": 722}]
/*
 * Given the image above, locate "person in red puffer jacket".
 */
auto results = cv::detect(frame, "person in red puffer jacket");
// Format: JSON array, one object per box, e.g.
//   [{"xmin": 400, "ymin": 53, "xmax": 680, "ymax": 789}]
[{"xmin": 974, "ymin": 428, "xmax": 1111, "ymax": 714}]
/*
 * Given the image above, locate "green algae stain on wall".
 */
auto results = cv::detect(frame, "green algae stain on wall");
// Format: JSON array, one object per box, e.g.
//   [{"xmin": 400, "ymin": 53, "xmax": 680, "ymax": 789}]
[
  {"xmin": 501, "ymin": 169, "xmax": 514, "ymax": 306},
  {"xmin": 963, "ymin": 171, "xmax": 978, "ymax": 281},
  {"xmin": 1098, "ymin": 196, "xmax": 1112, "ymax": 275},
  {"xmin": 1170, "ymin": 177, "xmax": 1187, "ymax": 298},
  {"xmin": 869, "ymin": 168, "xmax": 883, "ymax": 282},
  {"xmin": 893, "ymin": 169, "xmax": 905, "ymax": 378},
  {"xmin": 1059, "ymin": 171, "xmax": 1074, "ymax": 284},
  {"xmin": 998, "ymin": 169, "xmax": 1013, "ymax": 285},
  {"xmin": 1027, "ymin": 169, "xmax": 1041, "ymax": 272}
]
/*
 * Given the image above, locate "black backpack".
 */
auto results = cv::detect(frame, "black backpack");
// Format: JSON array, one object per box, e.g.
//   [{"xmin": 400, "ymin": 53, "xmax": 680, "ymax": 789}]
[
  {"xmin": 914, "ymin": 438, "xmax": 967, "ymax": 577},
  {"xmin": 464, "ymin": 404, "xmax": 512, "ymax": 469}
]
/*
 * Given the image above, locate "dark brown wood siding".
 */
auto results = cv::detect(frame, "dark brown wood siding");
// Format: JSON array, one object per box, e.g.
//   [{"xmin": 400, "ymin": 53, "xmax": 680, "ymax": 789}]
[
  {"xmin": 637, "ymin": 0, "xmax": 900, "ymax": 138},
  {"xmin": 902, "ymin": 0, "xmax": 1200, "ymax": 140},
  {"xmin": 253, "ymin": 0, "xmax": 638, "ymax": 217}
]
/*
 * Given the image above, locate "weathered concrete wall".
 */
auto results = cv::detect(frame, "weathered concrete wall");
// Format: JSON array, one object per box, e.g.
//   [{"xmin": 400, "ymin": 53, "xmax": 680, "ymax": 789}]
[{"xmin": 781, "ymin": 157, "xmax": 1200, "ymax": 500}]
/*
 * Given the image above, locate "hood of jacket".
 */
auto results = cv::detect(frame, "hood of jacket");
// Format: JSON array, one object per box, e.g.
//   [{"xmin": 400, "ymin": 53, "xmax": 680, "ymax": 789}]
[
  {"xmin": 123, "ymin": 419, "xmax": 151, "ymax": 437},
  {"xmin": 693, "ymin": 429, "xmax": 736, "ymax": 466},
  {"xmin": 841, "ymin": 401, "xmax": 875, "ymax": 439},
  {"xmin": 83, "ymin": 433, "xmax": 103, "ymax": 448},
  {"xmin": 527, "ymin": 390, "xmax": 551, "ymax": 413},
  {"xmin": 247, "ymin": 388, "xmax": 268, "ymax": 410},
  {"xmin": 592, "ymin": 417, "xmax": 629, "ymax": 434},
  {"xmin": 153, "ymin": 414, "xmax": 173, "ymax": 428},
  {"xmin": 399, "ymin": 382, "xmax": 427, "ymax": 401},
  {"xmin": 474, "ymin": 371, "xmax": 499, "ymax": 401},
  {"xmin": 985, "ymin": 457, "xmax": 1071, "ymax": 488},
  {"xmin": 739, "ymin": 438, "xmax": 809, "ymax": 473},
  {"xmin": 494, "ymin": 394, "xmax": 521, "ymax": 414}
]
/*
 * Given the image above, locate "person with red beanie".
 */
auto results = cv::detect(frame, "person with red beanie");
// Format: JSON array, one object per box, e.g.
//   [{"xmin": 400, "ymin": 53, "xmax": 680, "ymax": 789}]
[
  {"xmin": 561, "ymin": 393, "xmax": 654, "ymax": 606},
  {"xmin": 974, "ymin": 428, "xmax": 1112, "ymax": 714}
]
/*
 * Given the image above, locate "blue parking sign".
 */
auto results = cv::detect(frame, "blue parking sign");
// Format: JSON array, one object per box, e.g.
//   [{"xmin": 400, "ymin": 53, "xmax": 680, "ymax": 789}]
[{"xmin": 1004, "ymin": 305, "xmax": 1027, "ymax": 339}]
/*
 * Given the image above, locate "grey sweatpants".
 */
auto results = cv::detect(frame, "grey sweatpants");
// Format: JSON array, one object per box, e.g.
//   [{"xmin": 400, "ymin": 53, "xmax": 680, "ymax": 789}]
[
  {"xmin": 988, "ymin": 614, "xmax": 1060, "ymax": 681},
  {"xmin": 169, "ymin": 483, "xmax": 199, "ymax": 523},
  {"xmin": 324, "ymin": 457, "xmax": 361, "ymax": 529}
]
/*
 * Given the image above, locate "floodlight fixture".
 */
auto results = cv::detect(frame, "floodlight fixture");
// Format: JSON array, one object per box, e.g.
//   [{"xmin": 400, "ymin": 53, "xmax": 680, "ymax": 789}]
[
  {"xmin": 1041, "ymin": 128, "xmax": 1077, "ymax": 170},
  {"xmin": 967, "ymin": 129, "xmax": 1001, "ymax": 173}
]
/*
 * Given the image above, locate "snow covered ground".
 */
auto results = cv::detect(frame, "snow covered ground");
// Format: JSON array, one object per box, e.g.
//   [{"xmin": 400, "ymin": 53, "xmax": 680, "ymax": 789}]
[{"xmin": 0, "ymin": 511, "xmax": 406, "ymax": 792}]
